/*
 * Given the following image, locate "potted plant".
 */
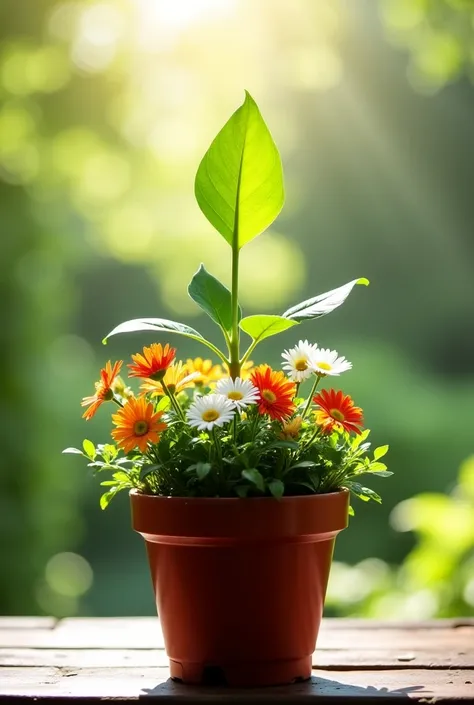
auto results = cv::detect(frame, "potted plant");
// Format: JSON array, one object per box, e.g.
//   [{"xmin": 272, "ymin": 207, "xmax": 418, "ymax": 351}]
[{"xmin": 64, "ymin": 92, "xmax": 390, "ymax": 688}]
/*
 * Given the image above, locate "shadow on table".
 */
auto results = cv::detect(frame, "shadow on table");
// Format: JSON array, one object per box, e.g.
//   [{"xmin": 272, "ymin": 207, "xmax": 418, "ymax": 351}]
[{"xmin": 141, "ymin": 675, "xmax": 425, "ymax": 701}]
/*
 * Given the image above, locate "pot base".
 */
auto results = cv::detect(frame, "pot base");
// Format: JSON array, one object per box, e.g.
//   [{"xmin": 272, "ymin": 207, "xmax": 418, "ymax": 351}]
[{"xmin": 169, "ymin": 655, "xmax": 312, "ymax": 687}]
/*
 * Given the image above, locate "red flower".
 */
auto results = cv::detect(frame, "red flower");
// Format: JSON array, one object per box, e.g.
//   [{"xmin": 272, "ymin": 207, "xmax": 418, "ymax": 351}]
[
  {"xmin": 128, "ymin": 343, "xmax": 176, "ymax": 380},
  {"xmin": 250, "ymin": 365, "xmax": 296, "ymax": 421},
  {"xmin": 81, "ymin": 360, "xmax": 123, "ymax": 420},
  {"xmin": 314, "ymin": 389, "xmax": 363, "ymax": 435}
]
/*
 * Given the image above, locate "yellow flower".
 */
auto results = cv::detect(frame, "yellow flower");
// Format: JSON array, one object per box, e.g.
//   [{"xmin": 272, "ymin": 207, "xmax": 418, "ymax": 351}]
[
  {"xmin": 141, "ymin": 362, "xmax": 198, "ymax": 397},
  {"xmin": 186, "ymin": 358, "xmax": 223, "ymax": 386},
  {"xmin": 111, "ymin": 376, "xmax": 134, "ymax": 400},
  {"xmin": 280, "ymin": 416, "xmax": 303, "ymax": 440}
]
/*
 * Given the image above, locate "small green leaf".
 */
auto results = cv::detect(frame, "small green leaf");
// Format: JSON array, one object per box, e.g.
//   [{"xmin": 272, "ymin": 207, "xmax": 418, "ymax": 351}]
[
  {"xmin": 235, "ymin": 485, "xmax": 250, "ymax": 498},
  {"xmin": 194, "ymin": 462, "xmax": 212, "ymax": 481},
  {"xmin": 82, "ymin": 439, "xmax": 96, "ymax": 460},
  {"xmin": 283, "ymin": 278, "xmax": 369, "ymax": 322},
  {"xmin": 268, "ymin": 440, "xmax": 300, "ymax": 450},
  {"xmin": 156, "ymin": 396, "xmax": 171, "ymax": 412},
  {"xmin": 346, "ymin": 481, "xmax": 382, "ymax": 504},
  {"xmin": 188, "ymin": 264, "xmax": 240, "ymax": 337},
  {"xmin": 374, "ymin": 444, "xmax": 389, "ymax": 461},
  {"xmin": 352, "ymin": 429, "xmax": 370, "ymax": 450},
  {"xmin": 100, "ymin": 488, "xmax": 119, "ymax": 510},
  {"xmin": 268, "ymin": 479, "xmax": 284, "ymax": 498},
  {"xmin": 370, "ymin": 462, "xmax": 388, "ymax": 472},
  {"xmin": 62, "ymin": 447, "xmax": 84, "ymax": 455},
  {"xmin": 239, "ymin": 315, "xmax": 298, "ymax": 343},
  {"xmin": 112, "ymin": 471, "xmax": 131, "ymax": 484},
  {"xmin": 195, "ymin": 91, "xmax": 284, "ymax": 249},
  {"xmin": 288, "ymin": 460, "xmax": 317, "ymax": 470},
  {"xmin": 370, "ymin": 471, "xmax": 393, "ymax": 477},
  {"xmin": 242, "ymin": 468, "xmax": 265, "ymax": 492},
  {"xmin": 348, "ymin": 505, "xmax": 355, "ymax": 517}
]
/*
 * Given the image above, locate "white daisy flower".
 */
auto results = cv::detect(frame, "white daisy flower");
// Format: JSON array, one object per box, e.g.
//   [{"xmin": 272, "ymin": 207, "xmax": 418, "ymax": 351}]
[
  {"xmin": 187, "ymin": 393, "xmax": 235, "ymax": 431},
  {"xmin": 215, "ymin": 376, "xmax": 260, "ymax": 410},
  {"xmin": 309, "ymin": 348, "xmax": 352, "ymax": 376},
  {"xmin": 281, "ymin": 340, "xmax": 319, "ymax": 382}
]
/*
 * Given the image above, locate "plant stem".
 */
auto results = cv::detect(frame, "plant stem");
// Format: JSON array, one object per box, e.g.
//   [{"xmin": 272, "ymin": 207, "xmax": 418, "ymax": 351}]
[
  {"xmin": 161, "ymin": 381, "xmax": 186, "ymax": 422},
  {"xmin": 301, "ymin": 375, "xmax": 322, "ymax": 419},
  {"xmin": 112, "ymin": 396, "xmax": 124, "ymax": 408},
  {"xmin": 229, "ymin": 241, "xmax": 241, "ymax": 379}
]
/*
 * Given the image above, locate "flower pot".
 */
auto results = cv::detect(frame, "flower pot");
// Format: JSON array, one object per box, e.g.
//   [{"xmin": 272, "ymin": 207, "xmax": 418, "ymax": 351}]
[{"xmin": 130, "ymin": 488, "xmax": 349, "ymax": 687}]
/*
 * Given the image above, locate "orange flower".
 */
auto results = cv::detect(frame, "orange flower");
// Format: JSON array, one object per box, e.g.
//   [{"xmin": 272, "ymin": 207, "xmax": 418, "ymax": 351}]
[
  {"xmin": 250, "ymin": 365, "xmax": 296, "ymax": 421},
  {"xmin": 314, "ymin": 389, "xmax": 363, "ymax": 435},
  {"xmin": 186, "ymin": 357, "xmax": 223, "ymax": 386},
  {"xmin": 81, "ymin": 360, "xmax": 123, "ymax": 420},
  {"xmin": 128, "ymin": 343, "xmax": 175, "ymax": 380},
  {"xmin": 141, "ymin": 362, "xmax": 199, "ymax": 397},
  {"xmin": 111, "ymin": 397, "xmax": 167, "ymax": 454}
]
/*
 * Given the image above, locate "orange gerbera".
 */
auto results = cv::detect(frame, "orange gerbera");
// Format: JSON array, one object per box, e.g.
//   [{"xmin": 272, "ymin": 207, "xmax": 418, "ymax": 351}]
[
  {"xmin": 250, "ymin": 365, "xmax": 296, "ymax": 421},
  {"xmin": 313, "ymin": 389, "xmax": 364, "ymax": 435},
  {"xmin": 186, "ymin": 357, "xmax": 223, "ymax": 386},
  {"xmin": 141, "ymin": 362, "xmax": 199, "ymax": 397},
  {"xmin": 111, "ymin": 397, "xmax": 167, "ymax": 454},
  {"xmin": 128, "ymin": 343, "xmax": 175, "ymax": 380},
  {"xmin": 81, "ymin": 360, "xmax": 123, "ymax": 420}
]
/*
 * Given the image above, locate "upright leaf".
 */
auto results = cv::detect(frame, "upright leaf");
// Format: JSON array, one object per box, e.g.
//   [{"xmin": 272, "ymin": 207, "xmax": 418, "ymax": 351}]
[
  {"xmin": 283, "ymin": 278, "xmax": 369, "ymax": 322},
  {"xmin": 195, "ymin": 91, "xmax": 284, "ymax": 249},
  {"xmin": 239, "ymin": 315, "xmax": 298, "ymax": 344},
  {"xmin": 188, "ymin": 264, "xmax": 240, "ymax": 337}
]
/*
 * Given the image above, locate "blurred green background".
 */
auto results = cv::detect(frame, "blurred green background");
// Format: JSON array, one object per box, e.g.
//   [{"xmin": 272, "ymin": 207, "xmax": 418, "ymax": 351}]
[{"xmin": 1, "ymin": 0, "xmax": 473, "ymax": 618}]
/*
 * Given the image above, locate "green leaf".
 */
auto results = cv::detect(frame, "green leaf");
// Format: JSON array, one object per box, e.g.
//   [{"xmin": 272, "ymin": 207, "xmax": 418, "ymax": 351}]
[
  {"xmin": 100, "ymin": 488, "xmax": 120, "ymax": 510},
  {"xmin": 288, "ymin": 460, "xmax": 317, "ymax": 470},
  {"xmin": 369, "ymin": 471, "xmax": 393, "ymax": 478},
  {"xmin": 370, "ymin": 462, "xmax": 388, "ymax": 472},
  {"xmin": 268, "ymin": 479, "xmax": 284, "ymax": 498},
  {"xmin": 346, "ymin": 481, "xmax": 382, "ymax": 504},
  {"xmin": 82, "ymin": 439, "xmax": 96, "ymax": 461},
  {"xmin": 282, "ymin": 278, "xmax": 369, "ymax": 322},
  {"xmin": 156, "ymin": 396, "xmax": 171, "ymax": 412},
  {"xmin": 195, "ymin": 91, "xmax": 284, "ymax": 249},
  {"xmin": 235, "ymin": 485, "xmax": 250, "ymax": 498},
  {"xmin": 242, "ymin": 468, "xmax": 265, "ymax": 492},
  {"xmin": 62, "ymin": 447, "xmax": 84, "ymax": 455},
  {"xmin": 348, "ymin": 505, "xmax": 355, "ymax": 517},
  {"xmin": 374, "ymin": 444, "xmax": 389, "ymax": 461},
  {"xmin": 239, "ymin": 315, "xmax": 298, "ymax": 343},
  {"xmin": 102, "ymin": 317, "xmax": 227, "ymax": 362},
  {"xmin": 351, "ymin": 428, "xmax": 370, "ymax": 450},
  {"xmin": 188, "ymin": 264, "xmax": 240, "ymax": 337},
  {"xmin": 189, "ymin": 462, "xmax": 212, "ymax": 481},
  {"xmin": 112, "ymin": 471, "xmax": 131, "ymax": 484}
]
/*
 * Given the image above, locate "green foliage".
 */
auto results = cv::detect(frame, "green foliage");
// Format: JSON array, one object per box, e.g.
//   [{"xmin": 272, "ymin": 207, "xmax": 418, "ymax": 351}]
[
  {"xmin": 188, "ymin": 264, "xmax": 239, "ymax": 341},
  {"xmin": 239, "ymin": 315, "xmax": 298, "ymax": 344},
  {"xmin": 283, "ymin": 278, "xmax": 369, "ymax": 322},
  {"xmin": 327, "ymin": 456, "xmax": 474, "ymax": 618},
  {"xmin": 195, "ymin": 91, "xmax": 284, "ymax": 249}
]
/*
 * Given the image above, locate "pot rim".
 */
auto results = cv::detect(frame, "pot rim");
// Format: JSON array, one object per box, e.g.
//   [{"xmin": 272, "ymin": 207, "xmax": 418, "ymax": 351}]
[{"xmin": 129, "ymin": 487, "xmax": 349, "ymax": 503}]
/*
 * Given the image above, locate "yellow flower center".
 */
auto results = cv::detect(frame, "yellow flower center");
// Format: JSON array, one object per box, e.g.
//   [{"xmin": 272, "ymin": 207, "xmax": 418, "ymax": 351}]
[
  {"xmin": 133, "ymin": 420, "xmax": 149, "ymax": 436},
  {"xmin": 294, "ymin": 358, "xmax": 308, "ymax": 372},
  {"xmin": 262, "ymin": 389, "xmax": 276, "ymax": 403},
  {"xmin": 228, "ymin": 391, "xmax": 243, "ymax": 401},
  {"xmin": 330, "ymin": 408, "xmax": 344, "ymax": 421},
  {"xmin": 317, "ymin": 361, "xmax": 332, "ymax": 372},
  {"xmin": 202, "ymin": 409, "xmax": 219, "ymax": 422}
]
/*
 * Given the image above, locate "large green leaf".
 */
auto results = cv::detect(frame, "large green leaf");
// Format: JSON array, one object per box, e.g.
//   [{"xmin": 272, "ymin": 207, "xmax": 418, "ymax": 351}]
[
  {"xmin": 195, "ymin": 91, "xmax": 284, "ymax": 249},
  {"xmin": 102, "ymin": 318, "xmax": 227, "ymax": 362},
  {"xmin": 282, "ymin": 278, "xmax": 369, "ymax": 322},
  {"xmin": 188, "ymin": 264, "xmax": 240, "ymax": 337},
  {"xmin": 239, "ymin": 314, "xmax": 298, "ymax": 343}
]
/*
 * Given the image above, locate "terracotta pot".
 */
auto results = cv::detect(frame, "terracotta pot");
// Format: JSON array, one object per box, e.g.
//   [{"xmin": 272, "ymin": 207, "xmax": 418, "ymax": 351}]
[{"xmin": 130, "ymin": 488, "xmax": 349, "ymax": 687}]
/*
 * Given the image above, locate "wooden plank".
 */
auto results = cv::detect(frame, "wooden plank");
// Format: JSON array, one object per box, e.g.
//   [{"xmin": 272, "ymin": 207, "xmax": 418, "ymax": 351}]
[
  {"xmin": 1, "ymin": 667, "xmax": 474, "ymax": 700},
  {"xmin": 3, "ymin": 622, "xmax": 472, "ymax": 651},
  {"xmin": 0, "ymin": 617, "xmax": 56, "ymax": 630},
  {"xmin": 1, "ymin": 647, "xmax": 473, "ymax": 670}
]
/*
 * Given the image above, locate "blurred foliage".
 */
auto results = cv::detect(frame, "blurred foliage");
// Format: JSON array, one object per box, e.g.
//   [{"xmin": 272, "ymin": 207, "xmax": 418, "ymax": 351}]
[
  {"xmin": 327, "ymin": 456, "xmax": 474, "ymax": 618},
  {"xmin": 380, "ymin": 0, "xmax": 474, "ymax": 93},
  {"xmin": 0, "ymin": 0, "xmax": 473, "ymax": 616}
]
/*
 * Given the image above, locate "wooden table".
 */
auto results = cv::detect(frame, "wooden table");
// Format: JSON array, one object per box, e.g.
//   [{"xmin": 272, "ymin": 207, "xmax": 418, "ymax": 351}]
[{"xmin": 1, "ymin": 618, "xmax": 473, "ymax": 703}]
